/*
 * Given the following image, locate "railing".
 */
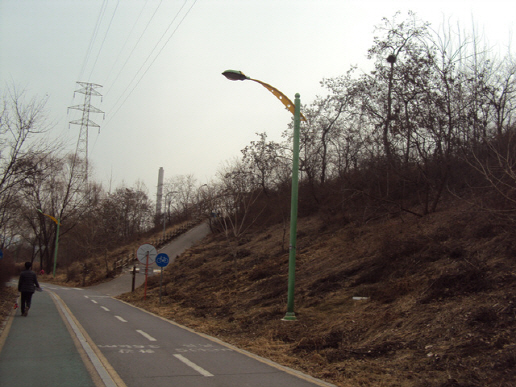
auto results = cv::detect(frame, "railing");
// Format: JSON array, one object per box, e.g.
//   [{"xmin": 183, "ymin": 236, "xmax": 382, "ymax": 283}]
[{"xmin": 113, "ymin": 220, "xmax": 201, "ymax": 272}]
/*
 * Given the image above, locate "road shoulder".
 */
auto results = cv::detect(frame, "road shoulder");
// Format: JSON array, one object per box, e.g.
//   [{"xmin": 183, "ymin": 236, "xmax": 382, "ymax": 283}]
[
  {"xmin": 0, "ymin": 289, "xmax": 98, "ymax": 387},
  {"xmin": 50, "ymin": 290, "xmax": 127, "ymax": 387}
]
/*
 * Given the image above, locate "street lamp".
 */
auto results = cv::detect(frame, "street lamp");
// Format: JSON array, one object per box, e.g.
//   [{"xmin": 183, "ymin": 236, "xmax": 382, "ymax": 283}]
[
  {"xmin": 222, "ymin": 69, "xmax": 305, "ymax": 321},
  {"xmin": 163, "ymin": 191, "xmax": 177, "ymax": 238},
  {"xmin": 37, "ymin": 209, "xmax": 61, "ymax": 278},
  {"xmin": 197, "ymin": 183, "xmax": 208, "ymax": 218},
  {"xmin": 222, "ymin": 70, "xmax": 306, "ymax": 121}
]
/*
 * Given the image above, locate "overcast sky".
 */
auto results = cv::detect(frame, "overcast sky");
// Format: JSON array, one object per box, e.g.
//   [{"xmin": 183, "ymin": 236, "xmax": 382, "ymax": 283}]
[{"xmin": 1, "ymin": 0, "xmax": 514, "ymax": 199}]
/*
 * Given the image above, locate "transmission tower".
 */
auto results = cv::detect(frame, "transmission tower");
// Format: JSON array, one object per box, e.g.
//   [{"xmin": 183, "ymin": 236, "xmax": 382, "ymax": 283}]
[{"xmin": 68, "ymin": 82, "xmax": 104, "ymax": 179}]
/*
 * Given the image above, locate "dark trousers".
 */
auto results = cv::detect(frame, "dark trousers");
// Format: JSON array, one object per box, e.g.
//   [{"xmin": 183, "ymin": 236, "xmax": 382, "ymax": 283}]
[{"xmin": 20, "ymin": 292, "xmax": 34, "ymax": 313}]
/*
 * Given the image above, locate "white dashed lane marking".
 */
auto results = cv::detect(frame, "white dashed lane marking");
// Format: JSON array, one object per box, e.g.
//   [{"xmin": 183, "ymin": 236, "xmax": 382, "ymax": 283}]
[
  {"xmin": 115, "ymin": 316, "xmax": 127, "ymax": 323},
  {"xmin": 136, "ymin": 330, "xmax": 157, "ymax": 341},
  {"xmin": 174, "ymin": 354, "xmax": 214, "ymax": 377}
]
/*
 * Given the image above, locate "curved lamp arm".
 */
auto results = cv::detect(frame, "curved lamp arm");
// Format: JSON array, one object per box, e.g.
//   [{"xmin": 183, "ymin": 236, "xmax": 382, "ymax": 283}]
[
  {"xmin": 37, "ymin": 209, "xmax": 60, "ymax": 225},
  {"xmin": 222, "ymin": 70, "xmax": 306, "ymax": 121}
]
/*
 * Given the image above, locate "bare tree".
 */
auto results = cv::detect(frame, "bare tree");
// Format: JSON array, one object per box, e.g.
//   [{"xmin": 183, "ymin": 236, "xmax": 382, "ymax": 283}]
[
  {"xmin": 366, "ymin": 11, "xmax": 430, "ymax": 168},
  {"xmin": 208, "ymin": 160, "xmax": 267, "ymax": 271},
  {"xmin": 21, "ymin": 153, "xmax": 100, "ymax": 271},
  {"xmin": 164, "ymin": 174, "xmax": 197, "ymax": 222},
  {"xmin": 241, "ymin": 132, "xmax": 284, "ymax": 195},
  {"xmin": 95, "ymin": 182, "xmax": 153, "ymax": 243},
  {"xmin": 213, "ymin": 160, "xmax": 264, "ymax": 238},
  {"xmin": 0, "ymin": 85, "xmax": 53, "ymax": 250}
]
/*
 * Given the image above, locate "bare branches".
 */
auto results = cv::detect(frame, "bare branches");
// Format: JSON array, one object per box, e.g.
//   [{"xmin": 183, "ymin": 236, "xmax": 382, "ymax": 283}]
[
  {"xmin": 0, "ymin": 85, "xmax": 52, "ymax": 196},
  {"xmin": 0, "ymin": 85, "xmax": 53, "ymax": 249}
]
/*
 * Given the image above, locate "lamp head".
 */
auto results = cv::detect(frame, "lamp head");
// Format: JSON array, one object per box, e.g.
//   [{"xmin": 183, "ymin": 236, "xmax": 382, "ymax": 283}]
[{"xmin": 222, "ymin": 70, "xmax": 249, "ymax": 81}]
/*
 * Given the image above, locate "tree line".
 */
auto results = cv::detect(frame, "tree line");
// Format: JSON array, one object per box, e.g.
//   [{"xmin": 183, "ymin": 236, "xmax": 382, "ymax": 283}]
[
  {"xmin": 205, "ymin": 12, "xmax": 516, "ymax": 239},
  {"xmin": 2, "ymin": 11, "xmax": 515, "ymax": 280},
  {"xmin": 0, "ymin": 84, "xmax": 159, "ymax": 275},
  {"xmin": 0, "ymin": 82, "xmax": 206, "ymax": 280}
]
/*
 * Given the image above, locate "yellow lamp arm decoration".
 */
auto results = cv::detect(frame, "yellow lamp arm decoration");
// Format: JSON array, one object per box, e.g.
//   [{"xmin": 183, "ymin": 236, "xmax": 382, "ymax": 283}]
[
  {"xmin": 249, "ymin": 78, "xmax": 307, "ymax": 121},
  {"xmin": 222, "ymin": 70, "xmax": 306, "ymax": 121},
  {"xmin": 39, "ymin": 211, "xmax": 60, "ymax": 225}
]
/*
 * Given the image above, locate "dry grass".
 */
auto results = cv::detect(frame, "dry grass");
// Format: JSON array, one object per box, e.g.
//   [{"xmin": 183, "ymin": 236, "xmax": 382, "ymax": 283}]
[
  {"xmin": 0, "ymin": 286, "xmax": 18, "ymax": 335},
  {"xmin": 39, "ymin": 221, "xmax": 197, "ymax": 287},
  {"xmin": 3, "ymin": 207, "xmax": 515, "ymax": 386},
  {"xmin": 0, "ymin": 222, "xmax": 196, "ymax": 332},
  {"xmin": 119, "ymin": 204, "xmax": 516, "ymax": 387}
]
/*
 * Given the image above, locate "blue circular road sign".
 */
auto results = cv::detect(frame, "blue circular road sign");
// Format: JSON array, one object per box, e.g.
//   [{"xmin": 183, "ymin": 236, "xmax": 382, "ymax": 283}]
[
  {"xmin": 155, "ymin": 253, "xmax": 170, "ymax": 267},
  {"xmin": 0, "ymin": 249, "xmax": 3, "ymax": 260}
]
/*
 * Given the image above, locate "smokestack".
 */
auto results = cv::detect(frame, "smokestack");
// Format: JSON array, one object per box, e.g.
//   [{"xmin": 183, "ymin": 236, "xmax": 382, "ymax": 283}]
[{"xmin": 156, "ymin": 167, "xmax": 164, "ymax": 215}]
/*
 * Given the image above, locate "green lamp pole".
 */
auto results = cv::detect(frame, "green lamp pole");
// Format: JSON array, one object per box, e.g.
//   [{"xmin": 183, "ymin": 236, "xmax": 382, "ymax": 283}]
[
  {"xmin": 37, "ymin": 209, "xmax": 61, "ymax": 278},
  {"xmin": 222, "ymin": 70, "xmax": 305, "ymax": 321}
]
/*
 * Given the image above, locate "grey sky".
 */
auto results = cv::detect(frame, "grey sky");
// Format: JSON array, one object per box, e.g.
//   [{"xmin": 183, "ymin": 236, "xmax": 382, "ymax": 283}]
[{"xmin": 1, "ymin": 0, "xmax": 514, "ymax": 197}]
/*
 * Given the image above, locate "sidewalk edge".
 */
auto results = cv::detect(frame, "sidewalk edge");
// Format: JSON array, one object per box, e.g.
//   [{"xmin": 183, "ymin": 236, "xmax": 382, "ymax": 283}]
[
  {"xmin": 0, "ymin": 306, "xmax": 16, "ymax": 354},
  {"xmin": 116, "ymin": 298, "xmax": 337, "ymax": 387},
  {"xmin": 50, "ymin": 291, "xmax": 127, "ymax": 387}
]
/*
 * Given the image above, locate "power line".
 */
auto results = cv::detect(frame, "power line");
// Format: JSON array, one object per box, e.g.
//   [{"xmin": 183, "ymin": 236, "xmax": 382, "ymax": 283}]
[
  {"xmin": 105, "ymin": 0, "xmax": 198, "ymax": 128},
  {"xmin": 87, "ymin": 0, "xmax": 121, "ymax": 82},
  {"xmin": 104, "ymin": 0, "xmax": 164, "ymax": 97},
  {"xmin": 102, "ymin": 0, "xmax": 150, "ymax": 86},
  {"xmin": 80, "ymin": 0, "xmax": 163, "ymax": 158},
  {"xmin": 78, "ymin": 0, "xmax": 108, "ymax": 82},
  {"xmin": 75, "ymin": 0, "xmax": 199, "ymax": 133}
]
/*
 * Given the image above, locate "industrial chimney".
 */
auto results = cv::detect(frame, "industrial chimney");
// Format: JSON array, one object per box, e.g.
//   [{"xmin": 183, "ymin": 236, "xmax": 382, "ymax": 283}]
[{"xmin": 156, "ymin": 167, "xmax": 164, "ymax": 215}]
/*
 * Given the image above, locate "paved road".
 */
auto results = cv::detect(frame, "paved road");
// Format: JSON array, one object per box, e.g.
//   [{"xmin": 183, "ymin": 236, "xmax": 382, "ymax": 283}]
[
  {"xmin": 92, "ymin": 223, "xmax": 211, "ymax": 296},
  {"xmin": 49, "ymin": 285, "xmax": 334, "ymax": 387},
  {"xmin": 158, "ymin": 222, "xmax": 211, "ymax": 262},
  {"xmin": 2, "ymin": 223, "xmax": 335, "ymax": 386},
  {"xmin": 0, "ymin": 290, "xmax": 98, "ymax": 387}
]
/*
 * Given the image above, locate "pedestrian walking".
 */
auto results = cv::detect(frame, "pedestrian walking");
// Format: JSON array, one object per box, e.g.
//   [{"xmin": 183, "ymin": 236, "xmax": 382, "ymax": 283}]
[{"xmin": 18, "ymin": 262, "xmax": 41, "ymax": 317}]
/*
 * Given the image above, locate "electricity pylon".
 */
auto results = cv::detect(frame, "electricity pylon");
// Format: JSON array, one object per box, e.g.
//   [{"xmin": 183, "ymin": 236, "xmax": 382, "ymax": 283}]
[{"xmin": 68, "ymin": 82, "xmax": 104, "ymax": 180}]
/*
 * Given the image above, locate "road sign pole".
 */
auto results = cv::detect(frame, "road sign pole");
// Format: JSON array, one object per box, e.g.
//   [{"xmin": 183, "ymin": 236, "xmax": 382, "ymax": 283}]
[
  {"xmin": 144, "ymin": 252, "xmax": 149, "ymax": 300},
  {"xmin": 159, "ymin": 267, "xmax": 163, "ymax": 305},
  {"xmin": 52, "ymin": 219, "xmax": 60, "ymax": 278},
  {"xmin": 136, "ymin": 244, "xmax": 158, "ymax": 300},
  {"xmin": 155, "ymin": 253, "xmax": 170, "ymax": 305}
]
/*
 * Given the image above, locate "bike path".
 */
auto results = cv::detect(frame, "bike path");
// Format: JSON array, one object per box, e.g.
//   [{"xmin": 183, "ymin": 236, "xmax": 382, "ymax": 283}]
[
  {"xmin": 0, "ymin": 289, "xmax": 99, "ymax": 387},
  {"xmin": 1, "ymin": 284, "xmax": 336, "ymax": 387}
]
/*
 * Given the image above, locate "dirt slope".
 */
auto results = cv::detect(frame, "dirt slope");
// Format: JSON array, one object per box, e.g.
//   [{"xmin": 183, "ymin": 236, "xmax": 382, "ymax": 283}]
[{"xmin": 99, "ymin": 206, "xmax": 516, "ymax": 385}]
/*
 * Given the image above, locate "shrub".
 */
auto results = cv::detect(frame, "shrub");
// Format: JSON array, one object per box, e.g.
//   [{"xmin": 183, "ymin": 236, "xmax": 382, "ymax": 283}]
[
  {"xmin": 0, "ymin": 256, "xmax": 16, "ymax": 287},
  {"xmin": 66, "ymin": 261, "xmax": 83, "ymax": 283}
]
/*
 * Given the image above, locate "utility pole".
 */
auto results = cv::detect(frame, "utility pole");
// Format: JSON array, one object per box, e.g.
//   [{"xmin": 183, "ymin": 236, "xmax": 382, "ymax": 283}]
[{"xmin": 68, "ymin": 82, "xmax": 104, "ymax": 180}]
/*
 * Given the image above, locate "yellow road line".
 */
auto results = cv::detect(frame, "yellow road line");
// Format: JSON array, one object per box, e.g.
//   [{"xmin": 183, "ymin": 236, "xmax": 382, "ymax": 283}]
[
  {"xmin": 0, "ymin": 303, "xmax": 16, "ymax": 354},
  {"xmin": 50, "ymin": 291, "xmax": 127, "ymax": 387}
]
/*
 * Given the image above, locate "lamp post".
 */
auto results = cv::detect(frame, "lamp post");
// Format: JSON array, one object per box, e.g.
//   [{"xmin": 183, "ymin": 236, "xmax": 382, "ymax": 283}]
[
  {"xmin": 163, "ymin": 191, "xmax": 177, "ymax": 238},
  {"xmin": 197, "ymin": 183, "xmax": 208, "ymax": 219},
  {"xmin": 37, "ymin": 209, "xmax": 61, "ymax": 278},
  {"xmin": 222, "ymin": 70, "xmax": 305, "ymax": 321}
]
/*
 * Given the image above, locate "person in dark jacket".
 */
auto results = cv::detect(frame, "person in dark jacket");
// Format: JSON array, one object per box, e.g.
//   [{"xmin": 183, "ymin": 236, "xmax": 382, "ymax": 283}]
[{"xmin": 18, "ymin": 262, "xmax": 41, "ymax": 317}]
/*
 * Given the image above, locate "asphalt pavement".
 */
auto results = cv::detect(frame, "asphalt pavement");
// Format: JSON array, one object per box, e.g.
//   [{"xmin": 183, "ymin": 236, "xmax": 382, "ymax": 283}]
[
  {"xmin": 0, "ymin": 223, "xmax": 336, "ymax": 387},
  {"xmin": 0, "ymin": 289, "xmax": 100, "ymax": 387},
  {"xmin": 92, "ymin": 222, "xmax": 211, "ymax": 297}
]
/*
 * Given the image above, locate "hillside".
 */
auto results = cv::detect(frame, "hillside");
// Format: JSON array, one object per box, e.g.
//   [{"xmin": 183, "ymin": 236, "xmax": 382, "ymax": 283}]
[{"xmin": 119, "ymin": 202, "xmax": 516, "ymax": 387}]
